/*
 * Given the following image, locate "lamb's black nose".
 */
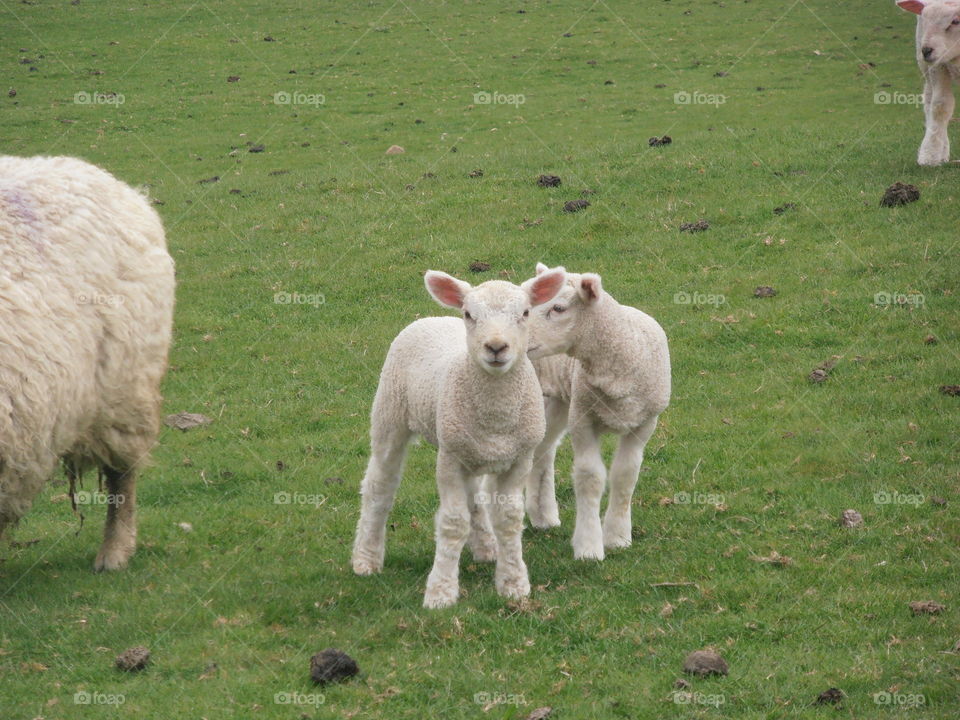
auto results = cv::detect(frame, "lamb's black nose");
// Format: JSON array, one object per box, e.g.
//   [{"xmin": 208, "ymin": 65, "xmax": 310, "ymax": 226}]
[
  {"xmin": 485, "ymin": 342, "xmax": 507, "ymax": 356},
  {"xmin": 922, "ymin": 46, "xmax": 935, "ymax": 61}
]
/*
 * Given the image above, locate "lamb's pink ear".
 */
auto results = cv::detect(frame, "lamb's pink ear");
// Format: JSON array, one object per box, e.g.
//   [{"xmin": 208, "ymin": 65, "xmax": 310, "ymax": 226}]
[
  {"xmin": 578, "ymin": 273, "xmax": 602, "ymax": 303},
  {"xmin": 897, "ymin": 0, "xmax": 925, "ymax": 15},
  {"xmin": 525, "ymin": 267, "xmax": 566, "ymax": 306},
  {"xmin": 425, "ymin": 271, "xmax": 471, "ymax": 310},
  {"xmin": 535, "ymin": 262, "xmax": 549, "ymax": 275}
]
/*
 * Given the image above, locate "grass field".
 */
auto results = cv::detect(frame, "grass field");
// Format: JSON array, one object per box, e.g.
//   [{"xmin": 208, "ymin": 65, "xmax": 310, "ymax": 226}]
[{"xmin": 1, "ymin": 0, "xmax": 958, "ymax": 718}]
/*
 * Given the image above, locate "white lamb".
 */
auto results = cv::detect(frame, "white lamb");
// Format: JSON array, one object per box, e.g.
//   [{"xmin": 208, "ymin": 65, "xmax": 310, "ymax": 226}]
[
  {"xmin": 524, "ymin": 264, "xmax": 670, "ymax": 561},
  {"xmin": 351, "ymin": 267, "xmax": 566, "ymax": 608},
  {"xmin": 897, "ymin": 0, "xmax": 960, "ymax": 165},
  {"xmin": 0, "ymin": 155, "xmax": 175, "ymax": 571}
]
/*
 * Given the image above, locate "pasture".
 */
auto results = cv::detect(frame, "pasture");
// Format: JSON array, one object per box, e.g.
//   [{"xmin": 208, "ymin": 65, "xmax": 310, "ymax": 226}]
[{"xmin": 1, "ymin": 1, "xmax": 957, "ymax": 718}]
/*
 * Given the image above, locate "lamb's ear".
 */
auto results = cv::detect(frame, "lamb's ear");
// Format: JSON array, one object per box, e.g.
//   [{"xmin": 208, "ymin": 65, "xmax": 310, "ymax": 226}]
[
  {"xmin": 578, "ymin": 273, "xmax": 603, "ymax": 303},
  {"xmin": 524, "ymin": 266, "xmax": 566, "ymax": 306},
  {"xmin": 535, "ymin": 262, "xmax": 550, "ymax": 275},
  {"xmin": 897, "ymin": 0, "xmax": 925, "ymax": 15},
  {"xmin": 425, "ymin": 271, "xmax": 471, "ymax": 309}
]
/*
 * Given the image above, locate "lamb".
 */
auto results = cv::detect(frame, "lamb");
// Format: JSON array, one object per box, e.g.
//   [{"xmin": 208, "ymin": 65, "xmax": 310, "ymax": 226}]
[
  {"xmin": 351, "ymin": 267, "xmax": 566, "ymax": 608},
  {"xmin": 0, "ymin": 155, "xmax": 175, "ymax": 571},
  {"xmin": 897, "ymin": 0, "xmax": 960, "ymax": 165},
  {"xmin": 524, "ymin": 264, "xmax": 670, "ymax": 561}
]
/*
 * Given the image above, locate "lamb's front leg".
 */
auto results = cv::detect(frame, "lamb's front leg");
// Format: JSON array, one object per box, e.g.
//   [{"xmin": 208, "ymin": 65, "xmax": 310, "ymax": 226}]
[
  {"xmin": 919, "ymin": 66, "xmax": 954, "ymax": 166},
  {"xmin": 569, "ymin": 419, "xmax": 606, "ymax": 560},
  {"xmin": 602, "ymin": 416, "xmax": 659, "ymax": 551},
  {"xmin": 490, "ymin": 460, "xmax": 531, "ymax": 600},
  {"xmin": 423, "ymin": 451, "xmax": 471, "ymax": 609},
  {"xmin": 525, "ymin": 396, "xmax": 569, "ymax": 529}
]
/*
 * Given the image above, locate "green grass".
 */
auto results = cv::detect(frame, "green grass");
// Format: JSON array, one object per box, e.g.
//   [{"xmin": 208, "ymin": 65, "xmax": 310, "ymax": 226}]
[{"xmin": 1, "ymin": 0, "xmax": 958, "ymax": 718}]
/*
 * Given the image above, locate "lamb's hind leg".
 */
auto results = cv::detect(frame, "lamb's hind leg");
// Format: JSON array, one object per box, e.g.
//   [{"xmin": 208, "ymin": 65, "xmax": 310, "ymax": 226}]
[
  {"xmin": 919, "ymin": 66, "xmax": 954, "ymax": 166},
  {"xmin": 352, "ymin": 425, "xmax": 412, "ymax": 575},
  {"xmin": 602, "ymin": 416, "xmax": 659, "ymax": 551},
  {"xmin": 524, "ymin": 396, "xmax": 569, "ymax": 529},
  {"xmin": 467, "ymin": 475, "xmax": 497, "ymax": 563},
  {"xmin": 424, "ymin": 451, "xmax": 470, "ymax": 608},
  {"xmin": 95, "ymin": 465, "xmax": 138, "ymax": 572}
]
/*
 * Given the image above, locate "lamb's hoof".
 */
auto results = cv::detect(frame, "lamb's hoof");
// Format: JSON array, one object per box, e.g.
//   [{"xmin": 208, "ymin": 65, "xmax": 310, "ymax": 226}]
[
  {"xmin": 496, "ymin": 573, "xmax": 531, "ymax": 600},
  {"xmin": 423, "ymin": 581, "xmax": 459, "ymax": 609},
  {"xmin": 93, "ymin": 546, "xmax": 132, "ymax": 572},
  {"xmin": 572, "ymin": 534, "xmax": 605, "ymax": 561},
  {"xmin": 527, "ymin": 508, "xmax": 561, "ymax": 530},
  {"xmin": 470, "ymin": 539, "xmax": 498, "ymax": 563},
  {"xmin": 351, "ymin": 553, "xmax": 383, "ymax": 576},
  {"xmin": 602, "ymin": 520, "xmax": 633, "ymax": 550},
  {"xmin": 918, "ymin": 147, "xmax": 949, "ymax": 166}
]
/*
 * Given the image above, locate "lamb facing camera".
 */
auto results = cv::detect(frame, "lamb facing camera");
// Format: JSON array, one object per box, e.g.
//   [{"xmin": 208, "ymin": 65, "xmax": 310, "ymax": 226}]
[{"xmin": 352, "ymin": 267, "xmax": 566, "ymax": 608}]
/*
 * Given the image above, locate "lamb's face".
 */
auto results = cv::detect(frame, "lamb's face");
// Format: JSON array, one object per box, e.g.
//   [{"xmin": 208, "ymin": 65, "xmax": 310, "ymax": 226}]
[
  {"xmin": 900, "ymin": 0, "xmax": 960, "ymax": 65},
  {"xmin": 526, "ymin": 264, "xmax": 603, "ymax": 360},
  {"xmin": 425, "ymin": 270, "xmax": 566, "ymax": 376}
]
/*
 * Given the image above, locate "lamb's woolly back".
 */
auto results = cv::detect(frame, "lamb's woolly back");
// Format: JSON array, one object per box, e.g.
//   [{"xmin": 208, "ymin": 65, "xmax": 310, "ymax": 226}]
[{"xmin": 0, "ymin": 155, "xmax": 175, "ymax": 570}]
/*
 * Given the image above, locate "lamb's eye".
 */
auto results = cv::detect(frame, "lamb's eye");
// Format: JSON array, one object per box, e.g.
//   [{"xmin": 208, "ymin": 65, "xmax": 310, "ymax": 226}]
[
  {"xmin": 552, "ymin": 305, "xmax": 566, "ymax": 313},
  {"xmin": 953, "ymin": 18, "xmax": 960, "ymax": 25},
  {"xmin": 464, "ymin": 311, "xmax": 472, "ymax": 320},
  {"xmin": 522, "ymin": 309, "xmax": 529, "ymax": 318}
]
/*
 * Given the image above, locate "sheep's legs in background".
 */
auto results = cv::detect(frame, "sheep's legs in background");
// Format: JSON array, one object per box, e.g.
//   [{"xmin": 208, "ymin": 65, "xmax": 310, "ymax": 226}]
[
  {"xmin": 94, "ymin": 465, "xmax": 137, "ymax": 572},
  {"xmin": 524, "ymin": 396, "xmax": 569, "ymax": 529},
  {"xmin": 919, "ymin": 66, "xmax": 953, "ymax": 166},
  {"xmin": 490, "ymin": 460, "xmax": 531, "ymax": 600},
  {"xmin": 602, "ymin": 416, "xmax": 659, "ymax": 551},
  {"xmin": 424, "ymin": 450, "xmax": 470, "ymax": 608},
  {"xmin": 352, "ymin": 426, "xmax": 412, "ymax": 575},
  {"xmin": 569, "ymin": 419, "xmax": 607, "ymax": 561},
  {"xmin": 466, "ymin": 475, "xmax": 497, "ymax": 562}
]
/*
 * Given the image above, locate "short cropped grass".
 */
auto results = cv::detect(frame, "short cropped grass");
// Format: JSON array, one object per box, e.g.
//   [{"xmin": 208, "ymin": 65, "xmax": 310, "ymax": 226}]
[{"xmin": 1, "ymin": 1, "xmax": 957, "ymax": 718}]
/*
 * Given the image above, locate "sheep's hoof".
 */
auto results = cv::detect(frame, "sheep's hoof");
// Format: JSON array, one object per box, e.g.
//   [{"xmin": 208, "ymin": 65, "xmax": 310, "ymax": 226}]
[
  {"xmin": 423, "ymin": 582, "xmax": 459, "ymax": 609},
  {"xmin": 602, "ymin": 519, "xmax": 633, "ymax": 550},
  {"xmin": 496, "ymin": 573, "xmax": 530, "ymax": 600},
  {"xmin": 351, "ymin": 556, "xmax": 383, "ymax": 576},
  {"xmin": 469, "ymin": 539, "xmax": 498, "ymax": 563},
  {"xmin": 528, "ymin": 513, "xmax": 561, "ymax": 530},
  {"xmin": 572, "ymin": 535, "xmax": 605, "ymax": 561},
  {"xmin": 93, "ymin": 547, "xmax": 132, "ymax": 572}
]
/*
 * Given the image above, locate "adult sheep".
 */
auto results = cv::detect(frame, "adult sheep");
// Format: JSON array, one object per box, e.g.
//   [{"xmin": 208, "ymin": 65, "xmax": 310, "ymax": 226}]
[{"xmin": 0, "ymin": 155, "xmax": 175, "ymax": 571}]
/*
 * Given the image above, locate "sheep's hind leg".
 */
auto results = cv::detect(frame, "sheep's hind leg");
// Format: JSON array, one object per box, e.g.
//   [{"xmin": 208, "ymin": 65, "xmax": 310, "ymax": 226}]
[
  {"xmin": 525, "ymin": 396, "xmax": 568, "ymax": 529},
  {"xmin": 94, "ymin": 465, "xmax": 137, "ymax": 572},
  {"xmin": 602, "ymin": 416, "xmax": 659, "ymax": 551},
  {"xmin": 467, "ymin": 475, "xmax": 497, "ymax": 563},
  {"xmin": 352, "ymin": 426, "xmax": 412, "ymax": 575}
]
